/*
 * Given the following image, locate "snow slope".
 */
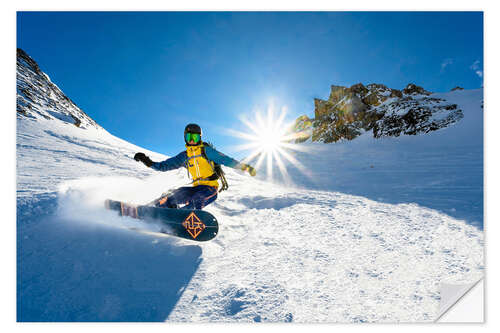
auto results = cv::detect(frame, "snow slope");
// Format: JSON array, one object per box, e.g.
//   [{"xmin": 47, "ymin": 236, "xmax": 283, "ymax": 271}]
[
  {"xmin": 269, "ymin": 89, "xmax": 484, "ymax": 228},
  {"xmin": 16, "ymin": 56, "xmax": 483, "ymax": 322}
]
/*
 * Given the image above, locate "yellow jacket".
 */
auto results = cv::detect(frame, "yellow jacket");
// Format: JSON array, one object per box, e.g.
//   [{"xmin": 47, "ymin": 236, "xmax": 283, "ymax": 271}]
[{"xmin": 185, "ymin": 143, "xmax": 219, "ymax": 188}]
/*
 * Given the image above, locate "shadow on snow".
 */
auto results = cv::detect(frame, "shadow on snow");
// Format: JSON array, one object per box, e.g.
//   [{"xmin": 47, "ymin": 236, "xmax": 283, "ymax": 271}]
[{"xmin": 17, "ymin": 195, "xmax": 202, "ymax": 322}]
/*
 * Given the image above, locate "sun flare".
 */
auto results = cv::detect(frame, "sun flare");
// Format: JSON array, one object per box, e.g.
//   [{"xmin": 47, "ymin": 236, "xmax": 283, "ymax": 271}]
[{"xmin": 228, "ymin": 102, "xmax": 311, "ymax": 183}]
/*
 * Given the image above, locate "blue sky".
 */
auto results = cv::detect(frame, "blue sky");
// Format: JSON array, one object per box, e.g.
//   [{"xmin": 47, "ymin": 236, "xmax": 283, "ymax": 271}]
[{"xmin": 17, "ymin": 11, "xmax": 483, "ymax": 159}]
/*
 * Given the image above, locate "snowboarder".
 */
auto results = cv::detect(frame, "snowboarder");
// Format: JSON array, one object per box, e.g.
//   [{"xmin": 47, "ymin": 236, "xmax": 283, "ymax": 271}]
[{"xmin": 133, "ymin": 123, "xmax": 256, "ymax": 210}]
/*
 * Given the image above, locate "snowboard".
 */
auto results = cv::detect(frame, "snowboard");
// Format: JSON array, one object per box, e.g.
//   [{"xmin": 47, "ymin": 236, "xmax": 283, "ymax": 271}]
[{"xmin": 104, "ymin": 199, "xmax": 218, "ymax": 241}]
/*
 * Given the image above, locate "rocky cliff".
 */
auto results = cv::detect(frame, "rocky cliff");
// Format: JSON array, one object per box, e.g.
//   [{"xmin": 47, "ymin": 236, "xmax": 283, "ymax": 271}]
[{"xmin": 292, "ymin": 82, "xmax": 464, "ymax": 143}]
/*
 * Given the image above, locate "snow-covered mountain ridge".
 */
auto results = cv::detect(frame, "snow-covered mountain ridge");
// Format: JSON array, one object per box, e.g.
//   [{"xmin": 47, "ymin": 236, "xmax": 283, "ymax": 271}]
[
  {"xmin": 291, "ymin": 82, "xmax": 468, "ymax": 143},
  {"xmin": 17, "ymin": 48, "xmax": 101, "ymax": 129},
  {"xmin": 17, "ymin": 50, "xmax": 483, "ymax": 322}
]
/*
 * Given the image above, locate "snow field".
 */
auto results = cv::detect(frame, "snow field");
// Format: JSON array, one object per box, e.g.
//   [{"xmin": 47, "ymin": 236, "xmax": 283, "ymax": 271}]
[{"xmin": 17, "ymin": 88, "xmax": 484, "ymax": 322}]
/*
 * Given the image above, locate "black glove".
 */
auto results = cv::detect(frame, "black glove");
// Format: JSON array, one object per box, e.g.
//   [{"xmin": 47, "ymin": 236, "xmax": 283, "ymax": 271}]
[{"xmin": 134, "ymin": 152, "xmax": 153, "ymax": 167}]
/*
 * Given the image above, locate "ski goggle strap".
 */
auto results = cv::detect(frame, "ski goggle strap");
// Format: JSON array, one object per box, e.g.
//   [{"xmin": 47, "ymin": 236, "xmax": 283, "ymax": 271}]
[{"xmin": 185, "ymin": 132, "xmax": 201, "ymax": 143}]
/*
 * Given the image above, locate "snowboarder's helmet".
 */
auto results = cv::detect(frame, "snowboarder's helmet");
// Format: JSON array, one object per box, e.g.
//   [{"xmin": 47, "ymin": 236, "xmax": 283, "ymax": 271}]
[{"xmin": 184, "ymin": 123, "xmax": 202, "ymax": 145}]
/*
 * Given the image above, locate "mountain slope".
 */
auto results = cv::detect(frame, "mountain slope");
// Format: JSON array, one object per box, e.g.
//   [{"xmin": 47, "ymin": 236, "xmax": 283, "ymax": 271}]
[
  {"xmin": 16, "ymin": 48, "xmax": 100, "ymax": 129},
  {"xmin": 272, "ymin": 88, "xmax": 484, "ymax": 228},
  {"xmin": 16, "ymin": 50, "xmax": 483, "ymax": 322}
]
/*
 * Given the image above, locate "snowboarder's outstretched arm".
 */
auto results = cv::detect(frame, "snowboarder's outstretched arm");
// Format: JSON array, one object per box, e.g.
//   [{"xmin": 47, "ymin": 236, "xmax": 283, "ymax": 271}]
[
  {"xmin": 204, "ymin": 145, "xmax": 256, "ymax": 176},
  {"xmin": 151, "ymin": 151, "xmax": 187, "ymax": 171},
  {"xmin": 134, "ymin": 151, "xmax": 187, "ymax": 171}
]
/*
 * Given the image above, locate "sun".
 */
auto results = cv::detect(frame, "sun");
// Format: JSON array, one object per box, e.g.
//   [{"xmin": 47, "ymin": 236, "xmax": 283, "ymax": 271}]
[
  {"xmin": 253, "ymin": 111, "xmax": 286, "ymax": 153},
  {"xmin": 228, "ymin": 102, "xmax": 311, "ymax": 183}
]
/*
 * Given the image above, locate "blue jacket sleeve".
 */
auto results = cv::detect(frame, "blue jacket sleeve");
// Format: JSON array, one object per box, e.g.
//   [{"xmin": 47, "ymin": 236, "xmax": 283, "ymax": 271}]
[
  {"xmin": 205, "ymin": 146, "xmax": 241, "ymax": 169},
  {"xmin": 151, "ymin": 151, "xmax": 187, "ymax": 172}
]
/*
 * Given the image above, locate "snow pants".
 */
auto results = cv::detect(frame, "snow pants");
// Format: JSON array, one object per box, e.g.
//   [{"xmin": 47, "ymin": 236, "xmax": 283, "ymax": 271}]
[{"xmin": 156, "ymin": 185, "xmax": 218, "ymax": 210}]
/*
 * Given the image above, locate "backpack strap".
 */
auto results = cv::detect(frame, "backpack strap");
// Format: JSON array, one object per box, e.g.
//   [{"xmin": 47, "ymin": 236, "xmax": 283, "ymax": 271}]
[{"xmin": 201, "ymin": 141, "xmax": 229, "ymax": 192}]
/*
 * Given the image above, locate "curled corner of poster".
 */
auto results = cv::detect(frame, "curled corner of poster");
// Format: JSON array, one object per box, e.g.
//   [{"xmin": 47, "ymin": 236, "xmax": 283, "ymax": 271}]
[{"xmin": 435, "ymin": 276, "xmax": 484, "ymax": 323}]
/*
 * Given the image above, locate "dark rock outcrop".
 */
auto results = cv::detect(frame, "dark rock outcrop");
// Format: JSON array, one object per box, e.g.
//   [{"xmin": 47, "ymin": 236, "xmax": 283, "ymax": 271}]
[
  {"xmin": 373, "ymin": 97, "xmax": 462, "ymax": 137},
  {"xmin": 402, "ymin": 83, "xmax": 432, "ymax": 96},
  {"xmin": 290, "ymin": 82, "xmax": 464, "ymax": 143},
  {"xmin": 290, "ymin": 115, "xmax": 313, "ymax": 143}
]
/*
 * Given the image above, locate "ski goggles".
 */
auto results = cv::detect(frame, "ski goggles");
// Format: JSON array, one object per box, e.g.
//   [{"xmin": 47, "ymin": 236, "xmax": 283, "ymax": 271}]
[{"xmin": 185, "ymin": 132, "xmax": 201, "ymax": 144}]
